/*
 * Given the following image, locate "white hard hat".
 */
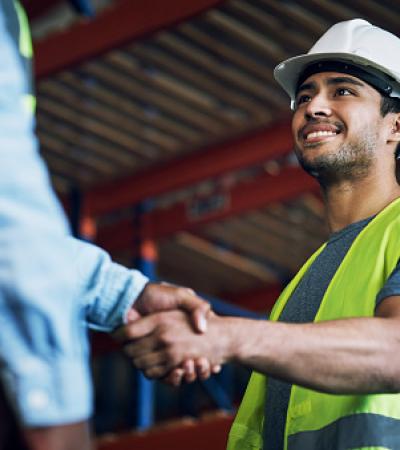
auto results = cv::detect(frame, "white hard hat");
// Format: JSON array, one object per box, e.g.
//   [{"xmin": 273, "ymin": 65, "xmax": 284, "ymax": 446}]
[{"xmin": 274, "ymin": 19, "xmax": 400, "ymax": 103}]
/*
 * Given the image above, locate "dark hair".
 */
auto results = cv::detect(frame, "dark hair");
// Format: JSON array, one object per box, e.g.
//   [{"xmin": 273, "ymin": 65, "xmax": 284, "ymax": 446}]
[
  {"xmin": 380, "ymin": 96, "xmax": 400, "ymax": 159},
  {"xmin": 380, "ymin": 96, "xmax": 400, "ymax": 116}
]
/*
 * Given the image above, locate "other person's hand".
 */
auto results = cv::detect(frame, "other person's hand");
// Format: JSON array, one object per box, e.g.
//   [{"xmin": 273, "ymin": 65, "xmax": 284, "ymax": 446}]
[
  {"xmin": 127, "ymin": 282, "xmax": 210, "ymax": 333},
  {"xmin": 116, "ymin": 310, "xmax": 230, "ymax": 380},
  {"xmin": 120, "ymin": 282, "xmax": 220, "ymax": 383}
]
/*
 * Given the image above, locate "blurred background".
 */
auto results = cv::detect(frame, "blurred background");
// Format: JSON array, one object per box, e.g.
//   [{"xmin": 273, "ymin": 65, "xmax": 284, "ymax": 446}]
[{"xmin": 24, "ymin": 0, "xmax": 399, "ymax": 448}]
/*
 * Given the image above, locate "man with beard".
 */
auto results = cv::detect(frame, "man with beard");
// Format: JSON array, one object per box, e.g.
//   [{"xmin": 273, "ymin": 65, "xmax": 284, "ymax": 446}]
[{"xmin": 119, "ymin": 19, "xmax": 400, "ymax": 449}]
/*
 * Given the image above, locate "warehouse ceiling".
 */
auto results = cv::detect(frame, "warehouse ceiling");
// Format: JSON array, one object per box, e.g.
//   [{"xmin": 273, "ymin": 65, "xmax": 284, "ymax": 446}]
[{"xmin": 28, "ymin": 0, "xmax": 399, "ymax": 307}]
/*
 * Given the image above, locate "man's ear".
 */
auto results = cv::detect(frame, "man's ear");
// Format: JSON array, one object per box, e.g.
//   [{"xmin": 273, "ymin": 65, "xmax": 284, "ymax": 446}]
[{"xmin": 388, "ymin": 113, "xmax": 400, "ymax": 144}]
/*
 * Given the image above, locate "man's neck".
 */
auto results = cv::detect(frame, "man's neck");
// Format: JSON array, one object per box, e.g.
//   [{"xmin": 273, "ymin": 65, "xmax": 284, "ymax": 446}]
[{"xmin": 323, "ymin": 169, "xmax": 400, "ymax": 233}]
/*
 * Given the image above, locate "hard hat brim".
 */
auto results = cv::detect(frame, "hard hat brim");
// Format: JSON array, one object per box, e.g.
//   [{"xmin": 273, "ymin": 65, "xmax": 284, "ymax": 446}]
[{"xmin": 274, "ymin": 52, "xmax": 400, "ymax": 100}]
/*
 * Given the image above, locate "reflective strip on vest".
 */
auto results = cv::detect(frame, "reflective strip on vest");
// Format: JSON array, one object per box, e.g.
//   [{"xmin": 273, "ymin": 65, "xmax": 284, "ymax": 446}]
[
  {"xmin": 22, "ymin": 94, "xmax": 36, "ymax": 114},
  {"xmin": 288, "ymin": 413, "xmax": 400, "ymax": 450},
  {"xmin": 16, "ymin": 0, "xmax": 35, "ymax": 115},
  {"xmin": 14, "ymin": 0, "xmax": 32, "ymax": 58},
  {"xmin": 8, "ymin": 1, "xmax": 35, "ymax": 115}
]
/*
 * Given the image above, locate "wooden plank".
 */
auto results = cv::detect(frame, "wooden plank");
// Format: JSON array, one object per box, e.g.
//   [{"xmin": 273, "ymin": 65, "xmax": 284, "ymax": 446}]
[
  {"xmin": 158, "ymin": 235, "xmax": 274, "ymax": 295},
  {"xmin": 245, "ymin": 210, "xmax": 324, "ymax": 249},
  {"xmin": 43, "ymin": 152, "xmax": 97, "ymax": 185},
  {"xmin": 295, "ymin": 0, "xmax": 356, "ymax": 23},
  {"xmin": 57, "ymin": 71, "xmax": 202, "ymax": 143},
  {"xmin": 206, "ymin": 9, "xmax": 288, "ymax": 62},
  {"xmin": 107, "ymin": 52, "xmax": 218, "ymax": 110},
  {"xmin": 334, "ymin": 0, "xmax": 400, "ymax": 34},
  {"xmin": 132, "ymin": 44, "xmax": 270, "ymax": 123},
  {"xmin": 176, "ymin": 232, "xmax": 276, "ymax": 282},
  {"xmin": 226, "ymin": 216, "xmax": 312, "ymax": 269},
  {"xmin": 227, "ymin": 0, "xmax": 313, "ymax": 51},
  {"xmin": 40, "ymin": 131, "xmax": 116, "ymax": 175},
  {"xmin": 177, "ymin": 23, "xmax": 287, "ymax": 114},
  {"xmin": 159, "ymin": 31, "xmax": 286, "ymax": 109},
  {"xmin": 81, "ymin": 60, "xmax": 225, "ymax": 134},
  {"xmin": 264, "ymin": 201, "xmax": 328, "ymax": 238},
  {"xmin": 38, "ymin": 95, "xmax": 159, "ymax": 158},
  {"xmin": 37, "ymin": 112, "xmax": 141, "ymax": 169},
  {"xmin": 259, "ymin": 0, "xmax": 328, "ymax": 37},
  {"xmin": 179, "ymin": 23, "xmax": 276, "ymax": 82},
  {"xmin": 39, "ymin": 78, "xmax": 181, "ymax": 153},
  {"xmin": 203, "ymin": 218, "xmax": 303, "ymax": 273},
  {"xmin": 104, "ymin": 51, "xmax": 241, "ymax": 127}
]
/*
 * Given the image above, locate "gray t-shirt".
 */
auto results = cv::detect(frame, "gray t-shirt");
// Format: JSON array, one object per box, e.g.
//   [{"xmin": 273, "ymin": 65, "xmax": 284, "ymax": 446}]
[{"xmin": 263, "ymin": 216, "xmax": 400, "ymax": 450}]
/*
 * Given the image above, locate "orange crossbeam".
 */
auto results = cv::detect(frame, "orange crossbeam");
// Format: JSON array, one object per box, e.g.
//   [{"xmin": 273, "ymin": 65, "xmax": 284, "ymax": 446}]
[
  {"xmin": 96, "ymin": 166, "xmax": 318, "ymax": 252},
  {"xmin": 34, "ymin": 0, "xmax": 224, "ymax": 79},
  {"xmin": 85, "ymin": 122, "xmax": 294, "ymax": 216}
]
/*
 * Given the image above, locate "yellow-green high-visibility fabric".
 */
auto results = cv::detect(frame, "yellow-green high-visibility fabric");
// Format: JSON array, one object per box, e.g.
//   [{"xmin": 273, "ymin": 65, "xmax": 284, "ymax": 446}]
[
  {"xmin": 12, "ymin": 0, "xmax": 35, "ymax": 114},
  {"xmin": 227, "ymin": 197, "xmax": 400, "ymax": 450}
]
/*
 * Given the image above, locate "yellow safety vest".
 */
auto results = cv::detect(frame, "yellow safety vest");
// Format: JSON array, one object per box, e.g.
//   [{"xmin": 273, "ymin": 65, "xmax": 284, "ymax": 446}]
[{"xmin": 227, "ymin": 197, "xmax": 400, "ymax": 450}]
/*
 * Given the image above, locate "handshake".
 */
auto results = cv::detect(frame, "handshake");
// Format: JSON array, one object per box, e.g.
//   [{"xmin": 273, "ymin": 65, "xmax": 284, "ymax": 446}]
[{"xmin": 114, "ymin": 282, "xmax": 237, "ymax": 386}]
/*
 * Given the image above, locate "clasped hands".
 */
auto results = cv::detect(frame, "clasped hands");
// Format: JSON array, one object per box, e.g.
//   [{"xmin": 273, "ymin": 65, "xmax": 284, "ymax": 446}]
[{"xmin": 114, "ymin": 282, "xmax": 228, "ymax": 385}]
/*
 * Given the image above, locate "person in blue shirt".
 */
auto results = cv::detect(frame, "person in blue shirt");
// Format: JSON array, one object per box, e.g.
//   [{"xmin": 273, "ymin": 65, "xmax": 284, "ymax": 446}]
[{"xmin": 0, "ymin": 2, "xmax": 211, "ymax": 449}]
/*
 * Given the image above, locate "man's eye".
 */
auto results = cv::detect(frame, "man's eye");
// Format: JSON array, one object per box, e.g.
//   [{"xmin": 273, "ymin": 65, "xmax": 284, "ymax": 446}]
[
  {"xmin": 336, "ymin": 87, "xmax": 352, "ymax": 96},
  {"xmin": 296, "ymin": 94, "xmax": 311, "ymax": 105}
]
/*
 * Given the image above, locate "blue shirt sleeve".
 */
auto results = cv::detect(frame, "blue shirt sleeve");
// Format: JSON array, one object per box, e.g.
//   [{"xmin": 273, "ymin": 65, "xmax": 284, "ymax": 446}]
[
  {"xmin": 69, "ymin": 237, "xmax": 149, "ymax": 332},
  {"xmin": 376, "ymin": 260, "xmax": 400, "ymax": 306}
]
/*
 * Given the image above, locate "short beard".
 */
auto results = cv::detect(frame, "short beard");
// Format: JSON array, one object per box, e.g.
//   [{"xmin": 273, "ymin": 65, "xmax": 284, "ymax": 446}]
[{"xmin": 295, "ymin": 131, "xmax": 378, "ymax": 189}]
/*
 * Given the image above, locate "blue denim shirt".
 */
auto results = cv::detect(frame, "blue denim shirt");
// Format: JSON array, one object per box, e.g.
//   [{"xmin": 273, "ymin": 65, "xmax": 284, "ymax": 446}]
[{"xmin": 0, "ymin": 3, "xmax": 148, "ymax": 426}]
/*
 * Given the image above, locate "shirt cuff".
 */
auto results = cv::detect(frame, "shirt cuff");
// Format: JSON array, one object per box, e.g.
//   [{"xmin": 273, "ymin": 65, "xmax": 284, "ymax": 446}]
[
  {"xmin": 87, "ymin": 263, "xmax": 149, "ymax": 332},
  {"xmin": 1, "ymin": 357, "xmax": 92, "ymax": 427}
]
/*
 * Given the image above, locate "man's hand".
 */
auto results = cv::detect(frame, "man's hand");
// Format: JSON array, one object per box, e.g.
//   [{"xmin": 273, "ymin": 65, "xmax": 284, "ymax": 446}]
[
  {"xmin": 117, "ymin": 310, "xmax": 232, "ymax": 380},
  {"xmin": 164, "ymin": 356, "xmax": 221, "ymax": 386},
  {"xmin": 128, "ymin": 282, "xmax": 210, "ymax": 333},
  {"xmin": 120, "ymin": 282, "xmax": 221, "ymax": 383}
]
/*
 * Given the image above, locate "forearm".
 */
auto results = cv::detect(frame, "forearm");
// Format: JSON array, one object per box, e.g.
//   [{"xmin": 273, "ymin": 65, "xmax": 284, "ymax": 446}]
[{"xmin": 221, "ymin": 316, "xmax": 400, "ymax": 394}]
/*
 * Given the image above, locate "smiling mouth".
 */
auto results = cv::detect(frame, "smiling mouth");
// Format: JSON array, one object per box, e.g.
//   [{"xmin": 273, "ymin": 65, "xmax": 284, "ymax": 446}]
[
  {"xmin": 299, "ymin": 120, "xmax": 344, "ymax": 145},
  {"xmin": 304, "ymin": 130, "xmax": 340, "ymax": 144}
]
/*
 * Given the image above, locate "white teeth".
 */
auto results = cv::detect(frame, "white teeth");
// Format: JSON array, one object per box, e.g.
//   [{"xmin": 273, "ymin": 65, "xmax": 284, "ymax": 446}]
[{"xmin": 306, "ymin": 130, "xmax": 337, "ymax": 140}]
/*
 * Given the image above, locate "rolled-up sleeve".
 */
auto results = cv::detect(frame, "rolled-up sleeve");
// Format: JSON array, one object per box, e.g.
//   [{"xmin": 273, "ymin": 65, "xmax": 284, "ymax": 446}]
[{"xmin": 69, "ymin": 238, "xmax": 149, "ymax": 332}]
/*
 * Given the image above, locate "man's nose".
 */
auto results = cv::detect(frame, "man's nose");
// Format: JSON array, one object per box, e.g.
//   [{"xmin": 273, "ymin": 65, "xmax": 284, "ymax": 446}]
[{"xmin": 304, "ymin": 94, "xmax": 332, "ymax": 119}]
